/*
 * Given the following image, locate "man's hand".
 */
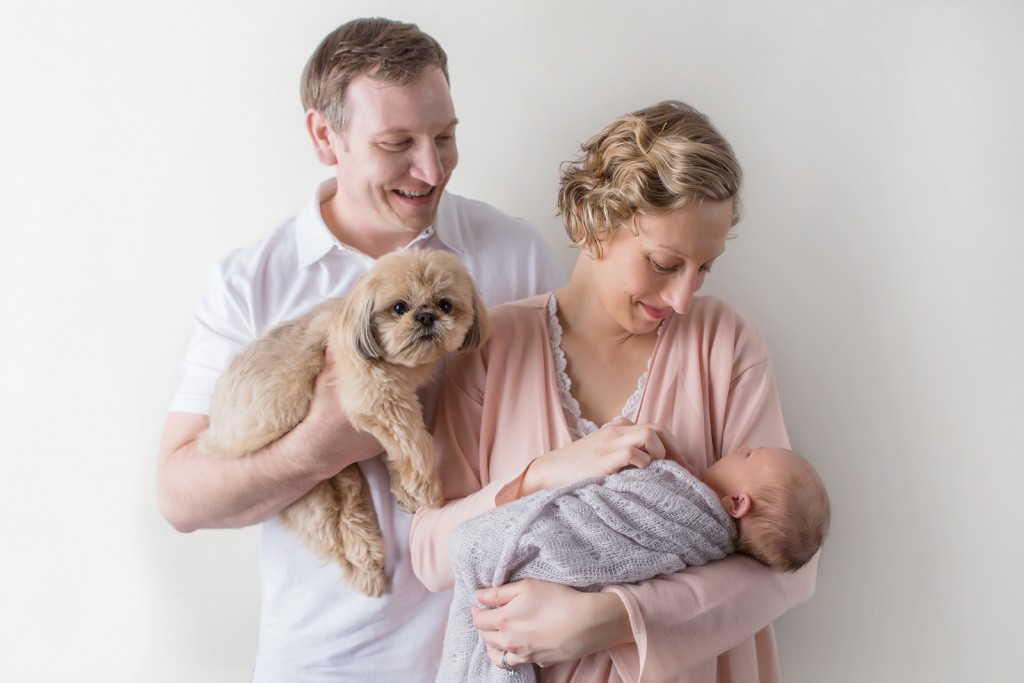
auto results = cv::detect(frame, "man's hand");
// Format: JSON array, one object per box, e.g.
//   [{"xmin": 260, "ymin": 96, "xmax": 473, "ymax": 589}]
[
  {"xmin": 293, "ymin": 345, "xmax": 382, "ymax": 480},
  {"xmin": 157, "ymin": 345, "xmax": 383, "ymax": 531}
]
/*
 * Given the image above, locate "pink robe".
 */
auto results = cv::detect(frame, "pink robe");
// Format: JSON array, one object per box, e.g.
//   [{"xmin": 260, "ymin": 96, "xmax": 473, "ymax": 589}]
[{"xmin": 411, "ymin": 294, "xmax": 819, "ymax": 683}]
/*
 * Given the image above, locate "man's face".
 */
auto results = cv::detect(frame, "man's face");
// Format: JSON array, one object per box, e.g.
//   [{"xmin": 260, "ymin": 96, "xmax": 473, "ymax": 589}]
[{"xmin": 328, "ymin": 66, "xmax": 459, "ymax": 241}]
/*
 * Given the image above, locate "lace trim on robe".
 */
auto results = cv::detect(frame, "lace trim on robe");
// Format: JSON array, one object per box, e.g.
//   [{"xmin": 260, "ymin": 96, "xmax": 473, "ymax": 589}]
[{"xmin": 546, "ymin": 294, "xmax": 656, "ymax": 440}]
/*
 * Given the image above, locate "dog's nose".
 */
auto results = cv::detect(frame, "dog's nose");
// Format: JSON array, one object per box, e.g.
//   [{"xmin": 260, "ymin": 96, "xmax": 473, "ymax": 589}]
[{"xmin": 416, "ymin": 310, "xmax": 436, "ymax": 327}]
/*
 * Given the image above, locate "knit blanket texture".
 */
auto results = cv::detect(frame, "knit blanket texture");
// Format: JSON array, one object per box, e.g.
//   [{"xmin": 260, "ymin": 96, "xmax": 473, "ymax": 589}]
[{"xmin": 436, "ymin": 459, "xmax": 737, "ymax": 683}]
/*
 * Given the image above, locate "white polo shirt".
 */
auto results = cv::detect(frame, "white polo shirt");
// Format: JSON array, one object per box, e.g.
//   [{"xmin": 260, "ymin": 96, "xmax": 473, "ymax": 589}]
[{"xmin": 171, "ymin": 179, "xmax": 566, "ymax": 683}]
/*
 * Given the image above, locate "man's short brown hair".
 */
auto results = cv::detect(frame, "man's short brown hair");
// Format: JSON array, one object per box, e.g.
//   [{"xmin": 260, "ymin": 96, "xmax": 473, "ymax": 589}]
[{"xmin": 300, "ymin": 17, "xmax": 449, "ymax": 132}]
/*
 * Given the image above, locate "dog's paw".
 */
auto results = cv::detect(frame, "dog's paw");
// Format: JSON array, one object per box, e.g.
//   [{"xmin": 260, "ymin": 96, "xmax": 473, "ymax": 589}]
[
  {"xmin": 349, "ymin": 567, "xmax": 387, "ymax": 598},
  {"xmin": 421, "ymin": 477, "xmax": 443, "ymax": 508},
  {"xmin": 393, "ymin": 476, "xmax": 443, "ymax": 512},
  {"xmin": 339, "ymin": 533, "xmax": 386, "ymax": 597},
  {"xmin": 392, "ymin": 486, "xmax": 420, "ymax": 514}
]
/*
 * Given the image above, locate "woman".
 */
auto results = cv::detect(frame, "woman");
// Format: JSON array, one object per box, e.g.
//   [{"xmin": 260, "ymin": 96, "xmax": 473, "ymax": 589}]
[{"xmin": 411, "ymin": 100, "xmax": 818, "ymax": 682}]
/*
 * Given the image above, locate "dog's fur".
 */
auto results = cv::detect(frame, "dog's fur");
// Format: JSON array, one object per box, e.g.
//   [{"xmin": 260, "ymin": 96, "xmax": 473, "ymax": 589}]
[{"xmin": 198, "ymin": 249, "xmax": 490, "ymax": 596}]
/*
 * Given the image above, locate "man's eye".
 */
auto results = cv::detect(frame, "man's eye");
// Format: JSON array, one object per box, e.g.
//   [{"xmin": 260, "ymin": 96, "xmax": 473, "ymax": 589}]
[
  {"xmin": 381, "ymin": 140, "xmax": 411, "ymax": 151},
  {"xmin": 438, "ymin": 299, "xmax": 453, "ymax": 314},
  {"xmin": 392, "ymin": 302, "xmax": 409, "ymax": 315}
]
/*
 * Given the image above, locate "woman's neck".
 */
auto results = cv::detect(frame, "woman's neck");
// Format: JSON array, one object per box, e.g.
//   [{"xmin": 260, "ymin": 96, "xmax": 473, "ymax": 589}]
[
  {"xmin": 555, "ymin": 258, "xmax": 655, "ymax": 350},
  {"xmin": 552, "ymin": 259, "xmax": 660, "ymax": 427}
]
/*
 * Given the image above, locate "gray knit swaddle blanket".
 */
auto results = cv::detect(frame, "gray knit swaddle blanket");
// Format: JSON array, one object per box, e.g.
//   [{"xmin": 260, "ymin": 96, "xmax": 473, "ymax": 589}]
[{"xmin": 437, "ymin": 459, "xmax": 737, "ymax": 683}]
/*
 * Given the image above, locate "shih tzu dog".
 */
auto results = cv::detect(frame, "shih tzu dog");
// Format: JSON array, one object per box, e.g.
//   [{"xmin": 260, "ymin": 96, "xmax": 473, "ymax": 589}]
[{"xmin": 198, "ymin": 249, "xmax": 490, "ymax": 597}]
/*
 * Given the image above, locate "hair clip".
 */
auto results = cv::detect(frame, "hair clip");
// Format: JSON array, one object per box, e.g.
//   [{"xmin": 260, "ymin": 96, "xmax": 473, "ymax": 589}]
[{"xmin": 643, "ymin": 122, "xmax": 668, "ymax": 155}]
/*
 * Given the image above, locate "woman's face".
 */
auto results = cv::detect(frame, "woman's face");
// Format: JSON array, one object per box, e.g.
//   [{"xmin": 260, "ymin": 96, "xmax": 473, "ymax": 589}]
[{"xmin": 590, "ymin": 199, "xmax": 734, "ymax": 334}]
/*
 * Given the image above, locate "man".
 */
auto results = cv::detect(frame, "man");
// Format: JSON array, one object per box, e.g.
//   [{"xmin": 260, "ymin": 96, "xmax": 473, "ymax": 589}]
[{"xmin": 157, "ymin": 18, "xmax": 565, "ymax": 682}]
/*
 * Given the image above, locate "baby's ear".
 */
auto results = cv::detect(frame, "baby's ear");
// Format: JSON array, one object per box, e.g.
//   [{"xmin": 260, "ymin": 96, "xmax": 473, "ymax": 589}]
[{"xmin": 722, "ymin": 493, "xmax": 752, "ymax": 520}]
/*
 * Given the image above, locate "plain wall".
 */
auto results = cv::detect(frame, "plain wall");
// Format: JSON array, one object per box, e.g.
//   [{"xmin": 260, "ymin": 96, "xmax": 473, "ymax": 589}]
[{"xmin": 2, "ymin": 1, "xmax": 1021, "ymax": 681}]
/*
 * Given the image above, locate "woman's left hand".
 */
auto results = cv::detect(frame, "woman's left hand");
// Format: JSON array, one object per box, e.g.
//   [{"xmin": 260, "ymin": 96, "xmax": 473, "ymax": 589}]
[{"xmin": 471, "ymin": 579, "xmax": 632, "ymax": 669}]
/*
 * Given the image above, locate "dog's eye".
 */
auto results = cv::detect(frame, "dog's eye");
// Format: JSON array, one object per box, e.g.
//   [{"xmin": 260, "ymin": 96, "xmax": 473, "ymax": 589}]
[
  {"xmin": 438, "ymin": 299, "xmax": 453, "ymax": 314},
  {"xmin": 392, "ymin": 302, "xmax": 409, "ymax": 315}
]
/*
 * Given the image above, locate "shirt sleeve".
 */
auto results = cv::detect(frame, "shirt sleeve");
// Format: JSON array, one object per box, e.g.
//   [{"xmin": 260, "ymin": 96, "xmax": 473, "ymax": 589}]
[
  {"xmin": 605, "ymin": 554, "xmax": 818, "ymax": 681},
  {"xmin": 410, "ymin": 350, "xmax": 529, "ymax": 592},
  {"xmin": 168, "ymin": 261, "xmax": 255, "ymax": 415}
]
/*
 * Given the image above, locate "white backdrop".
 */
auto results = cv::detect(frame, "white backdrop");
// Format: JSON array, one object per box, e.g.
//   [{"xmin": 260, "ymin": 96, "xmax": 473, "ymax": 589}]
[{"xmin": 2, "ymin": 1, "xmax": 1021, "ymax": 681}]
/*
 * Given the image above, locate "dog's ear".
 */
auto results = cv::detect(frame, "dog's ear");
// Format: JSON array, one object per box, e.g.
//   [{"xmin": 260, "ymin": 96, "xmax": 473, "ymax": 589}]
[
  {"xmin": 353, "ymin": 296, "xmax": 383, "ymax": 361},
  {"xmin": 459, "ymin": 287, "xmax": 491, "ymax": 352}
]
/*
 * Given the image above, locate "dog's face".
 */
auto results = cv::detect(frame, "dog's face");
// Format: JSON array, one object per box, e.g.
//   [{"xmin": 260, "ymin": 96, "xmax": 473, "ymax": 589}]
[{"xmin": 348, "ymin": 250, "xmax": 490, "ymax": 367}]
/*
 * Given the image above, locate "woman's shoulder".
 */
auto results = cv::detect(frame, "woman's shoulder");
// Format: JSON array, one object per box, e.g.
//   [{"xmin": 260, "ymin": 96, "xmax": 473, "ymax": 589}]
[
  {"xmin": 677, "ymin": 295, "xmax": 754, "ymax": 328},
  {"xmin": 689, "ymin": 294, "xmax": 745, "ymax": 317},
  {"xmin": 668, "ymin": 296, "xmax": 771, "ymax": 360},
  {"xmin": 442, "ymin": 293, "xmax": 551, "ymax": 394},
  {"xmin": 488, "ymin": 293, "xmax": 551, "ymax": 329},
  {"xmin": 450, "ymin": 294, "xmax": 551, "ymax": 368}
]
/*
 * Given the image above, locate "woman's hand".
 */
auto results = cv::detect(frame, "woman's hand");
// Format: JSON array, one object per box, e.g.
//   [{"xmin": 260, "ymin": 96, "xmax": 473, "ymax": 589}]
[
  {"xmin": 472, "ymin": 579, "xmax": 632, "ymax": 670},
  {"xmin": 521, "ymin": 417, "xmax": 681, "ymax": 496}
]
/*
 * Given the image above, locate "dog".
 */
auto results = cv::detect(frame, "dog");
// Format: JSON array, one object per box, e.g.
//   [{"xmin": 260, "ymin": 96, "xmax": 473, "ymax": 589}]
[{"xmin": 198, "ymin": 249, "xmax": 490, "ymax": 596}]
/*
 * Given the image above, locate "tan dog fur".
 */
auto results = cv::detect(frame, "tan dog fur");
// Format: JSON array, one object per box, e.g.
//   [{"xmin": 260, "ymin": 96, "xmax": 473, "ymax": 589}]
[{"xmin": 198, "ymin": 249, "xmax": 490, "ymax": 596}]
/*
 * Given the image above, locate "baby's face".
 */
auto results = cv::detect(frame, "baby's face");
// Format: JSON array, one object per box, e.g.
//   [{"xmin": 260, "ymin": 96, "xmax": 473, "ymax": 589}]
[{"xmin": 704, "ymin": 446, "xmax": 800, "ymax": 497}]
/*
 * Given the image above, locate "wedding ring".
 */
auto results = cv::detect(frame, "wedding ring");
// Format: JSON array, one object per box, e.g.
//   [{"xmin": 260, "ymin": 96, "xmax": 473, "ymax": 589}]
[{"xmin": 500, "ymin": 649, "xmax": 517, "ymax": 672}]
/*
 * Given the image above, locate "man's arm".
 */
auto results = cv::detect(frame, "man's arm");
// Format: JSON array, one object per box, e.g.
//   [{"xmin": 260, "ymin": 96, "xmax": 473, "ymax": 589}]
[{"xmin": 157, "ymin": 357, "xmax": 382, "ymax": 532}]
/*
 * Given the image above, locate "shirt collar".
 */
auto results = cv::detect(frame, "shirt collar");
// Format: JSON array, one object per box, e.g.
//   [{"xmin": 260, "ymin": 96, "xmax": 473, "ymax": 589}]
[
  {"xmin": 429, "ymin": 190, "xmax": 466, "ymax": 255},
  {"xmin": 295, "ymin": 178, "xmax": 466, "ymax": 269},
  {"xmin": 295, "ymin": 178, "xmax": 343, "ymax": 269}
]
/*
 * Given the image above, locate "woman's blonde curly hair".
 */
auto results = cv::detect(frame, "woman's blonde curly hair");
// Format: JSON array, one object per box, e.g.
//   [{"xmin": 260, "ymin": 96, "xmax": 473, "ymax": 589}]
[{"xmin": 558, "ymin": 100, "xmax": 743, "ymax": 257}]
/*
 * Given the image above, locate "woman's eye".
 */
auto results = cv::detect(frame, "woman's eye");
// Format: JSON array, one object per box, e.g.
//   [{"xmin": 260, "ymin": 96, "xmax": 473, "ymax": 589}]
[
  {"xmin": 438, "ymin": 299, "xmax": 453, "ymax": 314},
  {"xmin": 647, "ymin": 257, "xmax": 674, "ymax": 273},
  {"xmin": 392, "ymin": 302, "xmax": 409, "ymax": 315}
]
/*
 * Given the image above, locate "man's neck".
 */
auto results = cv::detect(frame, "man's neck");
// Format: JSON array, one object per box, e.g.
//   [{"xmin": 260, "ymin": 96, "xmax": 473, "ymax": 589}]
[{"xmin": 319, "ymin": 197, "xmax": 425, "ymax": 259}]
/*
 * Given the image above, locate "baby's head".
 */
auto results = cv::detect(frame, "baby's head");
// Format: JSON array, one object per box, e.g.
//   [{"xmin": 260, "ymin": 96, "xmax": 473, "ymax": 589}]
[{"xmin": 703, "ymin": 446, "xmax": 830, "ymax": 572}]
